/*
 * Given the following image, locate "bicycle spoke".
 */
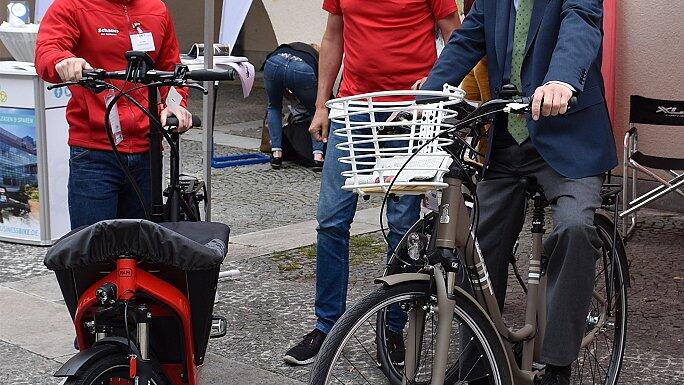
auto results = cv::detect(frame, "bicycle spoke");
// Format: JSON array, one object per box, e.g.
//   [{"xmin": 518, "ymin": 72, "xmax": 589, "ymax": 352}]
[
  {"xmin": 332, "ymin": 373, "xmax": 348, "ymax": 385},
  {"xmin": 341, "ymin": 351, "xmax": 374, "ymax": 385},
  {"xmin": 352, "ymin": 334, "xmax": 376, "ymax": 365},
  {"xmin": 461, "ymin": 354, "xmax": 484, "ymax": 381}
]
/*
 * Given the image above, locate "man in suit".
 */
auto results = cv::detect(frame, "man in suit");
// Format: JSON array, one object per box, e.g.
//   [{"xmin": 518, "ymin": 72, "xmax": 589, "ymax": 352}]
[{"xmin": 418, "ymin": 0, "xmax": 618, "ymax": 384}]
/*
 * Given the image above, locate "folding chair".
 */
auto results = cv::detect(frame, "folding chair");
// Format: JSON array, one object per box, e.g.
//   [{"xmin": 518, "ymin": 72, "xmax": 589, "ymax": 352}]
[{"xmin": 621, "ymin": 95, "xmax": 684, "ymax": 238}]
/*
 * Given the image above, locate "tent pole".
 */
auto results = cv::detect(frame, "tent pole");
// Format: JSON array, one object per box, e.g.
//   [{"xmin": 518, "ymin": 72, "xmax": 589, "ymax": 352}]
[{"xmin": 202, "ymin": 0, "xmax": 215, "ymax": 221}]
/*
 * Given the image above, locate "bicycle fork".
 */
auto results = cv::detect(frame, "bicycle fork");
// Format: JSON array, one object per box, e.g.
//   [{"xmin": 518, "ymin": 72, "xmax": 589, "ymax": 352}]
[
  {"xmin": 403, "ymin": 268, "xmax": 456, "ymax": 385},
  {"xmin": 404, "ymin": 176, "xmax": 481, "ymax": 385}
]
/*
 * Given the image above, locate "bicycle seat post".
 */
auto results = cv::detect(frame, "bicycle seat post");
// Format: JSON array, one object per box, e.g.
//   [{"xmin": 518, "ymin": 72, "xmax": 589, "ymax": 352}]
[{"xmin": 531, "ymin": 193, "xmax": 546, "ymax": 235}]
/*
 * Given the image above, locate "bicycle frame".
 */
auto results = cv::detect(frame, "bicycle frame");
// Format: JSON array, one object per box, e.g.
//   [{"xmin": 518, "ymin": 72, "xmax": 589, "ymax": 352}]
[
  {"xmin": 73, "ymin": 258, "xmax": 198, "ymax": 385},
  {"xmin": 398, "ymin": 170, "xmax": 624, "ymax": 385},
  {"xmin": 405, "ymin": 175, "xmax": 541, "ymax": 385}
]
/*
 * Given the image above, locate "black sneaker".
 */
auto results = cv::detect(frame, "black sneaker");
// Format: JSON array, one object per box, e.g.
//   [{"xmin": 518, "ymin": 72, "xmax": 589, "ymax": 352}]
[
  {"xmin": 270, "ymin": 156, "xmax": 283, "ymax": 169},
  {"xmin": 312, "ymin": 160, "xmax": 324, "ymax": 172},
  {"xmin": 283, "ymin": 329, "xmax": 327, "ymax": 365},
  {"xmin": 377, "ymin": 329, "xmax": 405, "ymax": 367},
  {"xmin": 537, "ymin": 364, "xmax": 571, "ymax": 385}
]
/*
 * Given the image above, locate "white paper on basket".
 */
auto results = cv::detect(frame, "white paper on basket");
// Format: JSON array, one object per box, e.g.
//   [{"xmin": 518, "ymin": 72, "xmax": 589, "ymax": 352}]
[{"xmin": 344, "ymin": 154, "xmax": 452, "ymax": 186}]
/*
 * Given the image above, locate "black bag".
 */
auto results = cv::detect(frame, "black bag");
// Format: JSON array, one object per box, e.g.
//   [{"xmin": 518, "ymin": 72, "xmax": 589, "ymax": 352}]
[{"xmin": 282, "ymin": 113, "xmax": 325, "ymax": 167}]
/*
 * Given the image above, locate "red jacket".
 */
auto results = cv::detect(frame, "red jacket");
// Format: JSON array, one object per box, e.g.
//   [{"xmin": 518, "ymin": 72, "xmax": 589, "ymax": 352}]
[{"xmin": 35, "ymin": 0, "xmax": 188, "ymax": 153}]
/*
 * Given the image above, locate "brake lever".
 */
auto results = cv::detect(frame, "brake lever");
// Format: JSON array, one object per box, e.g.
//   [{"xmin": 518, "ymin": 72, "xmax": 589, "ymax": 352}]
[
  {"xmin": 185, "ymin": 83, "xmax": 208, "ymax": 95},
  {"xmin": 504, "ymin": 102, "xmax": 531, "ymax": 114},
  {"xmin": 47, "ymin": 82, "xmax": 78, "ymax": 91},
  {"xmin": 80, "ymin": 79, "xmax": 112, "ymax": 94},
  {"xmin": 47, "ymin": 79, "xmax": 112, "ymax": 93}
]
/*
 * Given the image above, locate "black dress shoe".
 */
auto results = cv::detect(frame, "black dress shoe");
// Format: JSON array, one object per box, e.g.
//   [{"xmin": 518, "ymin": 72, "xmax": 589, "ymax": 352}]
[
  {"xmin": 312, "ymin": 160, "xmax": 324, "ymax": 172},
  {"xmin": 538, "ymin": 365, "xmax": 571, "ymax": 385},
  {"xmin": 271, "ymin": 156, "xmax": 283, "ymax": 169}
]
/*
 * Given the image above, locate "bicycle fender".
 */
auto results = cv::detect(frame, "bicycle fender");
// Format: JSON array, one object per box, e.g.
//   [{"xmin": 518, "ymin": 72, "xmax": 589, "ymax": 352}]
[
  {"xmin": 374, "ymin": 273, "xmax": 431, "ymax": 286},
  {"xmin": 54, "ymin": 343, "xmax": 126, "ymax": 377}
]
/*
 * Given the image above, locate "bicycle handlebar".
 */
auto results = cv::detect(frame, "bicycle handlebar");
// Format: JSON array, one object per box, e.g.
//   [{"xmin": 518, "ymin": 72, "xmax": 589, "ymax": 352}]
[
  {"xmin": 417, "ymin": 94, "xmax": 577, "ymax": 114},
  {"xmin": 77, "ymin": 68, "xmax": 236, "ymax": 83},
  {"xmin": 47, "ymin": 66, "xmax": 235, "ymax": 91}
]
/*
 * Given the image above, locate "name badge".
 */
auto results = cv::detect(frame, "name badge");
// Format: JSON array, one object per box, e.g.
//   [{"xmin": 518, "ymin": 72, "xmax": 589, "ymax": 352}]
[
  {"xmin": 130, "ymin": 32, "xmax": 155, "ymax": 52},
  {"xmin": 165, "ymin": 87, "xmax": 182, "ymax": 115}
]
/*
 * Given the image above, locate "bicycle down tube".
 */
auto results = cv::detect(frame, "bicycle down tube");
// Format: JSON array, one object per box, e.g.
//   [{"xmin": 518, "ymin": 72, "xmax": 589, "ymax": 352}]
[{"xmin": 421, "ymin": 174, "xmax": 547, "ymax": 385}]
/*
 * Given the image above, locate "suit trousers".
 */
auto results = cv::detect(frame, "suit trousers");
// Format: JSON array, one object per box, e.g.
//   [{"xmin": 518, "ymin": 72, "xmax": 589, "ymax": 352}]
[{"xmin": 476, "ymin": 140, "xmax": 603, "ymax": 366}]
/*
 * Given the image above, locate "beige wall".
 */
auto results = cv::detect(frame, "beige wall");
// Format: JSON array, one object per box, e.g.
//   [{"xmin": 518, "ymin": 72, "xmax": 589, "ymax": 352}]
[
  {"xmin": 166, "ymin": 0, "xmax": 223, "ymax": 53},
  {"xmin": 614, "ymin": 1, "xmax": 684, "ymax": 161},
  {"xmin": 260, "ymin": 0, "xmax": 327, "ymax": 46}
]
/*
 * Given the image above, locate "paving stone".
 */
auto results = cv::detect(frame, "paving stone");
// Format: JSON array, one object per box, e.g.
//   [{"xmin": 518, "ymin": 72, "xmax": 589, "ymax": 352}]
[{"xmin": 0, "ymin": 340, "xmax": 61, "ymax": 385}]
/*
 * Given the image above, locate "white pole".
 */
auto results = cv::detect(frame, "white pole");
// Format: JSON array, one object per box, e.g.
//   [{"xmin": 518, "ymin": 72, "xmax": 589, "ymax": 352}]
[{"xmin": 202, "ymin": 0, "xmax": 215, "ymax": 221}]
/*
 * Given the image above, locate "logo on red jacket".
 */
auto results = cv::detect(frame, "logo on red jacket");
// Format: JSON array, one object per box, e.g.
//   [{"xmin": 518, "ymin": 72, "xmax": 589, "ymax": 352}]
[{"xmin": 98, "ymin": 28, "xmax": 119, "ymax": 36}]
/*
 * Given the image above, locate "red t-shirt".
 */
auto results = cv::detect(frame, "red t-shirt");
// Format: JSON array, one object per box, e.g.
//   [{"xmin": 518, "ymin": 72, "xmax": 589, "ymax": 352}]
[{"xmin": 323, "ymin": 0, "xmax": 457, "ymax": 97}]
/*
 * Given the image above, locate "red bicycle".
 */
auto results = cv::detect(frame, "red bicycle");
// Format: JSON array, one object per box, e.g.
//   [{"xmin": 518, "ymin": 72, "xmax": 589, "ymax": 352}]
[{"xmin": 45, "ymin": 52, "xmax": 235, "ymax": 385}]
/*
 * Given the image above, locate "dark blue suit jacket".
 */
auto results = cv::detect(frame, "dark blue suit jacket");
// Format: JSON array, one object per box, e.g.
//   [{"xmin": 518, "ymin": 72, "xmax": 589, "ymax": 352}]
[{"xmin": 421, "ymin": 0, "xmax": 617, "ymax": 178}]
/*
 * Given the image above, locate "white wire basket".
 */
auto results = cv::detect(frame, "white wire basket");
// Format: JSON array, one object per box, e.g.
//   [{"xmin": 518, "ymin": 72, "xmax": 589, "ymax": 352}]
[{"xmin": 328, "ymin": 84, "xmax": 466, "ymax": 196}]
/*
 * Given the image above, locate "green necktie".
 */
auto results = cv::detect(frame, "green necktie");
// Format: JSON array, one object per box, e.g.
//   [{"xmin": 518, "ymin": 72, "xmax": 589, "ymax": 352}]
[{"xmin": 507, "ymin": 0, "xmax": 534, "ymax": 144}]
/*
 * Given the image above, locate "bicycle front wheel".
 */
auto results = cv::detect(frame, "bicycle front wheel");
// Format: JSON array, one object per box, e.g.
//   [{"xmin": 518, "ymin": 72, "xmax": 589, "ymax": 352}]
[{"xmin": 310, "ymin": 281, "xmax": 512, "ymax": 385}]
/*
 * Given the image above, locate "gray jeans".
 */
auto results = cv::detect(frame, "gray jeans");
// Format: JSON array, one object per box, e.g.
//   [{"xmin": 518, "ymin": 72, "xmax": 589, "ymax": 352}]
[{"xmin": 476, "ymin": 140, "xmax": 603, "ymax": 366}]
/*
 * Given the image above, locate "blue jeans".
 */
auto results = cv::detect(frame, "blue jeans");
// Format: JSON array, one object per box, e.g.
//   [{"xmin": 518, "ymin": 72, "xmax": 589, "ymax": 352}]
[
  {"xmin": 263, "ymin": 53, "xmax": 324, "ymax": 155},
  {"xmin": 68, "ymin": 147, "xmax": 151, "ymax": 229},
  {"xmin": 314, "ymin": 112, "xmax": 421, "ymax": 334}
]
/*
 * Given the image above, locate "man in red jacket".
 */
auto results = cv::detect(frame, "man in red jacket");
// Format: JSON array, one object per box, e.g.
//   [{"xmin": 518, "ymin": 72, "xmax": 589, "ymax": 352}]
[{"xmin": 35, "ymin": 0, "xmax": 192, "ymax": 229}]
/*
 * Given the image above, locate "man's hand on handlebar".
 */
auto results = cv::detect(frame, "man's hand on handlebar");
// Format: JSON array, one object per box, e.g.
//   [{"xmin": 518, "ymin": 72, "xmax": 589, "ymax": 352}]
[
  {"xmin": 55, "ymin": 57, "xmax": 93, "ymax": 82},
  {"xmin": 309, "ymin": 107, "xmax": 330, "ymax": 143},
  {"xmin": 161, "ymin": 106, "xmax": 193, "ymax": 132},
  {"xmin": 531, "ymin": 83, "xmax": 574, "ymax": 121},
  {"xmin": 412, "ymin": 77, "xmax": 428, "ymax": 90}
]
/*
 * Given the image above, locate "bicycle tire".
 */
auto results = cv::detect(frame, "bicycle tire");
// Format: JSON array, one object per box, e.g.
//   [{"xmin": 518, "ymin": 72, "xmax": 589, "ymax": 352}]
[
  {"xmin": 62, "ymin": 351, "xmax": 166, "ymax": 385},
  {"xmin": 310, "ymin": 281, "xmax": 512, "ymax": 385}
]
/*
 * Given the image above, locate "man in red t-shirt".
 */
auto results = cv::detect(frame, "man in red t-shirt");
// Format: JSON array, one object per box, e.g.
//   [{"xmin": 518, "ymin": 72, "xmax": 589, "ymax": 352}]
[{"xmin": 284, "ymin": 0, "xmax": 460, "ymax": 366}]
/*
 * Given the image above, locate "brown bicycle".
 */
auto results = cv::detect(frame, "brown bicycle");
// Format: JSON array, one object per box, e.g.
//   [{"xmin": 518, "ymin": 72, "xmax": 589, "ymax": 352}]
[{"xmin": 309, "ymin": 89, "xmax": 628, "ymax": 385}]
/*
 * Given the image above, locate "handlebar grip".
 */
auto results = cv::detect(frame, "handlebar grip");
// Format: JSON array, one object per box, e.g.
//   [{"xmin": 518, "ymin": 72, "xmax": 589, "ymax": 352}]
[
  {"xmin": 82, "ymin": 69, "xmax": 102, "ymax": 78},
  {"xmin": 165, "ymin": 115, "xmax": 202, "ymax": 128},
  {"xmin": 186, "ymin": 69, "xmax": 235, "ymax": 82}
]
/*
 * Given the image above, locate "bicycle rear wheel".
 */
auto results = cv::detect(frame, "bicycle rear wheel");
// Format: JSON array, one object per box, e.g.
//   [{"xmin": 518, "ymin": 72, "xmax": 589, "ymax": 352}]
[
  {"xmin": 571, "ymin": 213, "xmax": 628, "ymax": 385},
  {"xmin": 310, "ymin": 281, "xmax": 512, "ymax": 385}
]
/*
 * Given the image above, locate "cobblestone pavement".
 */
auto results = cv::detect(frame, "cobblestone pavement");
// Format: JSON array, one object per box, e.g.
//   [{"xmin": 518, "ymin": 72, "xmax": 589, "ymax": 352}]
[
  {"xmin": 0, "ymin": 207, "xmax": 681, "ymax": 384},
  {"xmin": 0, "ymin": 341, "xmax": 61, "ymax": 385},
  {"xmin": 208, "ymin": 210, "xmax": 683, "ymax": 385}
]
